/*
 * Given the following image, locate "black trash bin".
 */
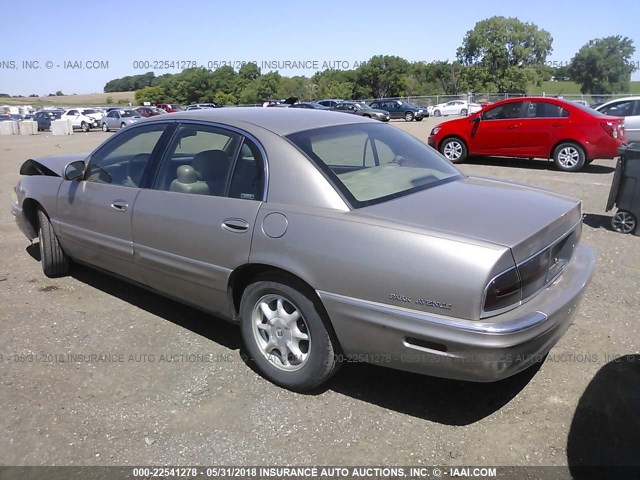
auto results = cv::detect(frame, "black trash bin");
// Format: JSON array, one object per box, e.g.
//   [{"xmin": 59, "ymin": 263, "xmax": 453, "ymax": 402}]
[{"xmin": 606, "ymin": 142, "xmax": 640, "ymax": 235}]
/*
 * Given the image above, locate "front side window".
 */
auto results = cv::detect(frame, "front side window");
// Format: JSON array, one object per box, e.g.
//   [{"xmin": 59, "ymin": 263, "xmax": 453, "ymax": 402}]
[
  {"xmin": 288, "ymin": 123, "xmax": 462, "ymax": 207},
  {"xmin": 85, "ymin": 124, "xmax": 167, "ymax": 187},
  {"xmin": 483, "ymin": 102, "xmax": 525, "ymax": 120}
]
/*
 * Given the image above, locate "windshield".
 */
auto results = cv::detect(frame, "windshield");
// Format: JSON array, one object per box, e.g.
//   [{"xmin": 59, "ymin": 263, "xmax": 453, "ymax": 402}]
[
  {"xmin": 287, "ymin": 123, "xmax": 462, "ymax": 207},
  {"xmin": 83, "ymin": 109, "xmax": 97, "ymax": 114}
]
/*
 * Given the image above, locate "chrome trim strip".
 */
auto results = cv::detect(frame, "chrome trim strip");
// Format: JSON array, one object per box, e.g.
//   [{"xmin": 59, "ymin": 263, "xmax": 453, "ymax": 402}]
[{"xmin": 318, "ymin": 290, "xmax": 548, "ymax": 335}]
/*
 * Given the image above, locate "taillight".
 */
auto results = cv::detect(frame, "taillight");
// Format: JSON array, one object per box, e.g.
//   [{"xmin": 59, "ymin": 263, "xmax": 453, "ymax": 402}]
[
  {"xmin": 483, "ymin": 267, "xmax": 521, "ymax": 312},
  {"xmin": 601, "ymin": 121, "xmax": 620, "ymax": 139}
]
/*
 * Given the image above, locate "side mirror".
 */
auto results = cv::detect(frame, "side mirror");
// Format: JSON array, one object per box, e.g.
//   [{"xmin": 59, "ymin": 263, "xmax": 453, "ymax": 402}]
[{"xmin": 64, "ymin": 160, "xmax": 86, "ymax": 181}]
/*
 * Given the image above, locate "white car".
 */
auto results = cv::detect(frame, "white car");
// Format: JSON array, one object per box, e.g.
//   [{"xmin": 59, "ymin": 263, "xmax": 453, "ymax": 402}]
[
  {"xmin": 78, "ymin": 108, "xmax": 104, "ymax": 125},
  {"xmin": 595, "ymin": 96, "xmax": 640, "ymax": 143},
  {"xmin": 428, "ymin": 100, "xmax": 483, "ymax": 117},
  {"xmin": 60, "ymin": 109, "xmax": 98, "ymax": 132}
]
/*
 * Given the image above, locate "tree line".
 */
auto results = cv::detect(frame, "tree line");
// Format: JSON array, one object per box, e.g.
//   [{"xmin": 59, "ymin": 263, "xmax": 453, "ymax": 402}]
[{"xmin": 100, "ymin": 16, "xmax": 637, "ymax": 105}]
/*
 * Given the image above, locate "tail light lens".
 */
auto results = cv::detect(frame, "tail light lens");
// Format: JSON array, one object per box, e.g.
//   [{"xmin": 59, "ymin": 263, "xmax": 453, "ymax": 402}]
[
  {"xmin": 601, "ymin": 121, "xmax": 621, "ymax": 139},
  {"xmin": 483, "ymin": 267, "xmax": 521, "ymax": 312}
]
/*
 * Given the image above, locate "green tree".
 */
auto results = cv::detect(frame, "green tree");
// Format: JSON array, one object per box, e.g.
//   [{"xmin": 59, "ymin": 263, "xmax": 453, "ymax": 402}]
[
  {"xmin": 135, "ymin": 86, "xmax": 168, "ymax": 105},
  {"xmin": 569, "ymin": 36, "xmax": 637, "ymax": 94},
  {"xmin": 55, "ymin": 90, "xmax": 64, "ymax": 96},
  {"xmin": 457, "ymin": 16, "xmax": 553, "ymax": 92},
  {"xmin": 356, "ymin": 55, "xmax": 410, "ymax": 98},
  {"xmin": 254, "ymin": 72, "xmax": 282, "ymax": 101}
]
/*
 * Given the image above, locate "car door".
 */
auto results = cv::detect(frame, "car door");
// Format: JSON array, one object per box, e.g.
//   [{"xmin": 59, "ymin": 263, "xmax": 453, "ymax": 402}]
[
  {"xmin": 131, "ymin": 123, "xmax": 265, "ymax": 316},
  {"xmin": 56, "ymin": 123, "xmax": 170, "ymax": 282},
  {"xmin": 469, "ymin": 101, "xmax": 526, "ymax": 155},
  {"xmin": 518, "ymin": 101, "xmax": 570, "ymax": 157}
]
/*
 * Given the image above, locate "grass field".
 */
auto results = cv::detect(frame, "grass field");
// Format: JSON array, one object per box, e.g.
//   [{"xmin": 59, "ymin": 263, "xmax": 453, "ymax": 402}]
[
  {"xmin": 0, "ymin": 91, "xmax": 135, "ymax": 107},
  {"xmin": 528, "ymin": 81, "xmax": 640, "ymax": 96}
]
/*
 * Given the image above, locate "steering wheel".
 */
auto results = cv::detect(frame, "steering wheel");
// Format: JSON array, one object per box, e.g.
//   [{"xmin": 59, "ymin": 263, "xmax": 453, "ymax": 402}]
[{"xmin": 127, "ymin": 153, "xmax": 150, "ymax": 186}]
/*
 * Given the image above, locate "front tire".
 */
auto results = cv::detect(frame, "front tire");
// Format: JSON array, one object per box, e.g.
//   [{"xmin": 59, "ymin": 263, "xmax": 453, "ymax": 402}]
[
  {"xmin": 439, "ymin": 137, "xmax": 468, "ymax": 164},
  {"xmin": 102, "ymin": 123, "xmax": 109, "ymax": 132},
  {"xmin": 404, "ymin": 111, "xmax": 414, "ymax": 122},
  {"xmin": 120, "ymin": 122, "xmax": 126, "ymax": 129},
  {"xmin": 240, "ymin": 278, "xmax": 340, "ymax": 391},
  {"xmin": 553, "ymin": 142, "xmax": 585, "ymax": 172},
  {"xmin": 37, "ymin": 210, "xmax": 70, "ymax": 278},
  {"xmin": 80, "ymin": 121, "xmax": 89, "ymax": 132}
]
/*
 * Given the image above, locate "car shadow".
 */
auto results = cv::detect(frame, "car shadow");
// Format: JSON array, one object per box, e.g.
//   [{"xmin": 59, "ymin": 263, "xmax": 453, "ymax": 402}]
[
  {"xmin": 466, "ymin": 156, "xmax": 615, "ymax": 174},
  {"xmin": 567, "ymin": 355, "xmax": 640, "ymax": 479},
  {"xmin": 37, "ymin": 259, "xmax": 539, "ymax": 424},
  {"xmin": 69, "ymin": 263, "xmax": 242, "ymax": 351},
  {"xmin": 582, "ymin": 213, "xmax": 613, "ymax": 231}
]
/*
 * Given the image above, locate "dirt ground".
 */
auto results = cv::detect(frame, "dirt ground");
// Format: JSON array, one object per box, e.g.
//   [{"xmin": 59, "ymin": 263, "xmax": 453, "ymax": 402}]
[{"xmin": 0, "ymin": 117, "xmax": 638, "ymax": 473}]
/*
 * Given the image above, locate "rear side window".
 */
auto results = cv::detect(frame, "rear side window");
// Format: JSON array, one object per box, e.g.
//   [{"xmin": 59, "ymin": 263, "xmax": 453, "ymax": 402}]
[{"xmin": 525, "ymin": 102, "xmax": 569, "ymax": 118}]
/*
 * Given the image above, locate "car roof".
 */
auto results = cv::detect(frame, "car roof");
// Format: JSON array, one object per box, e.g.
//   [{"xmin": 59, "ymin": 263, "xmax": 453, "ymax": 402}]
[
  {"xmin": 144, "ymin": 107, "xmax": 372, "ymax": 135},
  {"xmin": 596, "ymin": 96, "xmax": 640, "ymax": 106}
]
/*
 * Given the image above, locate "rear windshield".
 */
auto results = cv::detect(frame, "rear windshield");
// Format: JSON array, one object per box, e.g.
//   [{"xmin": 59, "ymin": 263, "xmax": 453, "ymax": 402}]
[{"xmin": 287, "ymin": 123, "xmax": 462, "ymax": 208}]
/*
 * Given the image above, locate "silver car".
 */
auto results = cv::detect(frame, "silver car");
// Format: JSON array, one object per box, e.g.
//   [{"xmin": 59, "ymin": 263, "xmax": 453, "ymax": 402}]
[
  {"xmin": 595, "ymin": 96, "xmax": 640, "ymax": 142},
  {"xmin": 101, "ymin": 109, "xmax": 142, "ymax": 131},
  {"xmin": 11, "ymin": 108, "xmax": 595, "ymax": 391}
]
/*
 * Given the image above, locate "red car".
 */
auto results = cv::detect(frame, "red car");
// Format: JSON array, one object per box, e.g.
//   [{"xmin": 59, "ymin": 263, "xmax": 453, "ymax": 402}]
[
  {"xmin": 427, "ymin": 97, "xmax": 626, "ymax": 171},
  {"xmin": 135, "ymin": 106, "xmax": 167, "ymax": 118},
  {"xmin": 156, "ymin": 103, "xmax": 183, "ymax": 113}
]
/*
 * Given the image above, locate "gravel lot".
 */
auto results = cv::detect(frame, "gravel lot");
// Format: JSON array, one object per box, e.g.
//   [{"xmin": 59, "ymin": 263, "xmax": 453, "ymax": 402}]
[{"xmin": 0, "ymin": 117, "xmax": 638, "ymax": 473}]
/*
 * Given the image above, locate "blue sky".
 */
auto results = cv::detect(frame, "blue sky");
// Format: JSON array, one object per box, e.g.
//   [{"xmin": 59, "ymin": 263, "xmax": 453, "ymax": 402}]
[{"xmin": 1, "ymin": 0, "xmax": 639, "ymax": 95}]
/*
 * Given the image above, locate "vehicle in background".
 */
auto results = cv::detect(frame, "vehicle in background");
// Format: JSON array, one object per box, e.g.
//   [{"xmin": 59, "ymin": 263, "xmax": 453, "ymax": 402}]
[
  {"xmin": 262, "ymin": 97, "xmax": 298, "ymax": 108},
  {"xmin": 368, "ymin": 99, "xmax": 426, "ymax": 121},
  {"xmin": 595, "ymin": 97, "xmax": 640, "ymax": 142},
  {"xmin": 316, "ymin": 99, "xmax": 344, "ymax": 108},
  {"xmin": 33, "ymin": 110, "xmax": 63, "ymax": 131},
  {"xmin": 60, "ymin": 109, "xmax": 98, "ymax": 131},
  {"xmin": 156, "ymin": 103, "xmax": 183, "ymax": 113},
  {"xmin": 135, "ymin": 106, "xmax": 167, "ymax": 118},
  {"xmin": 332, "ymin": 101, "xmax": 390, "ymax": 122},
  {"xmin": 101, "ymin": 109, "xmax": 143, "ymax": 131},
  {"xmin": 572, "ymin": 100, "xmax": 590, "ymax": 108},
  {"xmin": 185, "ymin": 103, "xmax": 224, "ymax": 110},
  {"xmin": 428, "ymin": 97, "xmax": 625, "ymax": 172},
  {"xmin": 427, "ymin": 100, "xmax": 482, "ymax": 117},
  {"xmin": 289, "ymin": 102, "xmax": 330, "ymax": 110}
]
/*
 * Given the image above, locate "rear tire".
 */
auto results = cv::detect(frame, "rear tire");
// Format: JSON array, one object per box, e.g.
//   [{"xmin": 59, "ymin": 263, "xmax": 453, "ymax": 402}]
[
  {"xmin": 461, "ymin": 108, "xmax": 468, "ymax": 116},
  {"xmin": 37, "ymin": 209, "xmax": 70, "ymax": 278},
  {"xmin": 80, "ymin": 122, "xmax": 89, "ymax": 132},
  {"xmin": 439, "ymin": 137, "xmax": 468, "ymax": 164},
  {"xmin": 553, "ymin": 142, "xmax": 585, "ymax": 172},
  {"xmin": 611, "ymin": 211, "xmax": 637, "ymax": 234},
  {"xmin": 239, "ymin": 277, "xmax": 340, "ymax": 391},
  {"xmin": 434, "ymin": 109, "xmax": 441, "ymax": 117}
]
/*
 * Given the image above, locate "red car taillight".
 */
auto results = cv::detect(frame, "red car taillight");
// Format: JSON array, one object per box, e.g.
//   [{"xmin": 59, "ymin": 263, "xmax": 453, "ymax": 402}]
[{"xmin": 601, "ymin": 121, "xmax": 623, "ymax": 139}]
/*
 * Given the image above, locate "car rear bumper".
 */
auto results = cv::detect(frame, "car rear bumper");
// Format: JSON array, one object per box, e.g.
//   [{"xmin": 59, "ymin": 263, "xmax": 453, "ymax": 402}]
[{"xmin": 318, "ymin": 244, "xmax": 595, "ymax": 382}]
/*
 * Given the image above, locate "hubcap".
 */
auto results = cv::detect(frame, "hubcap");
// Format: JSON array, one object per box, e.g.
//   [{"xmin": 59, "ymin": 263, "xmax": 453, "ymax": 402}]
[
  {"xmin": 557, "ymin": 147, "xmax": 579, "ymax": 168},
  {"xmin": 443, "ymin": 141, "xmax": 463, "ymax": 160},
  {"xmin": 252, "ymin": 294, "xmax": 310, "ymax": 371},
  {"xmin": 612, "ymin": 211, "xmax": 636, "ymax": 234}
]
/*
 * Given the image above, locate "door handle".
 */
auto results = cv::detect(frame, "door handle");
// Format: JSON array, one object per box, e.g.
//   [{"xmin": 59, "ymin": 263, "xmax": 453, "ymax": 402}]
[
  {"xmin": 507, "ymin": 124, "xmax": 519, "ymax": 129},
  {"xmin": 222, "ymin": 218, "xmax": 249, "ymax": 233},
  {"xmin": 110, "ymin": 201, "xmax": 128, "ymax": 212},
  {"xmin": 551, "ymin": 123, "xmax": 563, "ymax": 127}
]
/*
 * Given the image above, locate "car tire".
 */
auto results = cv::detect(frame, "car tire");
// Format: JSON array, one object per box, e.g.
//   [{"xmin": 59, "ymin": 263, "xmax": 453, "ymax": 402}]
[
  {"xmin": 611, "ymin": 210, "xmax": 637, "ymax": 234},
  {"xmin": 239, "ymin": 277, "xmax": 340, "ymax": 392},
  {"xmin": 434, "ymin": 109, "xmax": 441, "ymax": 117},
  {"xmin": 439, "ymin": 137, "xmax": 468, "ymax": 164},
  {"xmin": 102, "ymin": 123, "xmax": 109, "ymax": 132},
  {"xmin": 120, "ymin": 122, "xmax": 126, "ymax": 129},
  {"xmin": 404, "ymin": 111, "xmax": 414, "ymax": 122},
  {"xmin": 80, "ymin": 121, "xmax": 89, "ymax": 132},
  {"xmin": 37, "ymin": 209, "xmax": 70, "ymax": 278},
  {"xmin": 461, "ymin": 108, "xmax": 468, "ymax": 116},
  {"xmin": 553, "ymin": 142, "xmax": 585, "ymax": 172}
]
